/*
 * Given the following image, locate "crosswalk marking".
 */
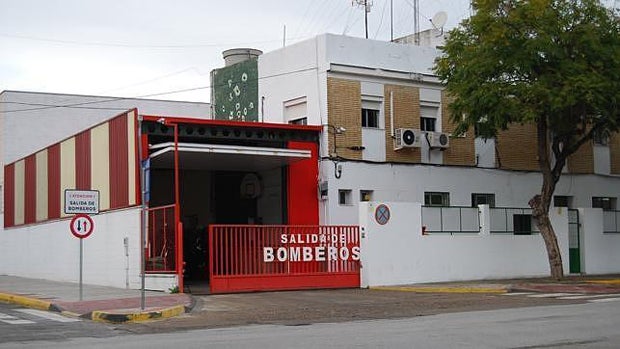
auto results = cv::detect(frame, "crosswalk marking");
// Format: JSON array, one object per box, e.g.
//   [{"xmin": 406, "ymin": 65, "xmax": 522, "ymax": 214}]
[
  {"xmin": 589, "ymin": 297, "xmax": 620, "ymax": 303},
  {"xmin": 0, "ymin": 312, "xmax": 35, "ymax": 325},
  {"xmin": 503, "ymin": 292, "xmax": 620, "ymax": 303},
  {"xmin": 15, "ymin": 309, "xmax": 80, "ymax": 323},
  {"xmin": 526, "ymin": 293, "xmax": 578, "ymax": 298},
  {"xmin": 558, "ymin": 294, "xmax": 620, "ymax": 300}
]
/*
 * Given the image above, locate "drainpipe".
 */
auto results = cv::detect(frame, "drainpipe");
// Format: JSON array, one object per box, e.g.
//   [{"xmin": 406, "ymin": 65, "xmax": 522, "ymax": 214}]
[{"xmin": 390, "ymin": 91, "xmax": 395, "ymax": 137}]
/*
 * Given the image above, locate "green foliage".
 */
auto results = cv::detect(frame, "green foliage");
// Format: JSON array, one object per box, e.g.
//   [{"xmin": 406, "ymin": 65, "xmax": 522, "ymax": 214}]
[{"xmin": 435, "ymin": 0, "xmax": 620, "ymax": 150}]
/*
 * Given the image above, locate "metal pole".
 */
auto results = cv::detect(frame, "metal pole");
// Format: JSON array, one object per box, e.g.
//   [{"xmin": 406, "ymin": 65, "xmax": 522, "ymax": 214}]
[
  {"xmin": 172, "ymin": 122, "xmax": 184, "ymax": 293},
  {"xmin": 390, "ymin": 0, "xmax": 393, "ymax": 41},
  {"xmin": 79, "ymin": 238, "xmax": 83, "ymax": 301},
  {"xmin": 137, "ymin": 116, "xmax": 146, "ymax": 310},
  {"xmin": 364, "ymin": 0, "xmax": 369, "ymax": 39}
]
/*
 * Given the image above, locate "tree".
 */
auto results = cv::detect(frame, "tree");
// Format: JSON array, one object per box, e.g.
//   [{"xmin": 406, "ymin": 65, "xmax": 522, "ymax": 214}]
[{"xmin": 434, "ymin": 0, "xmax": 620, "ymax": 279}]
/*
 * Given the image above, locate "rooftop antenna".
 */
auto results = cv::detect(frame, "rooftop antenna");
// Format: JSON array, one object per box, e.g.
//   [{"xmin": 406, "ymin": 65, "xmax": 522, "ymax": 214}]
[
  {"xmin": 413, "ymin": 0, "xmax": 419, "ymax": 45},
  {"xmin": 390, "ymin": 0, "xmax": 394, "ymax": 41},
  {"xmin": 430, "ymin": 11, "xmax": 448, "ymax": 36},
  {"xmin": 353, "ymin": 0, "xmax": 373, "ymax": 39}
]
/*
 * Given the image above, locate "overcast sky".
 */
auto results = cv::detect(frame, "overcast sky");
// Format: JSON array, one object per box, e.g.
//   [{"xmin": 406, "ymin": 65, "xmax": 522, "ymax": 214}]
[{"xmin": 1, "ymin": 0, "xmax": 473, "ymax": 102}]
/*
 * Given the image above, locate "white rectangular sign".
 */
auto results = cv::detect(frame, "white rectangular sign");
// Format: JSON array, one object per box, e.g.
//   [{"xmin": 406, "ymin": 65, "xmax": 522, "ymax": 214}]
[{"xmin": 64, "ymin": 190, "xmax": 100, "ymax": 214}]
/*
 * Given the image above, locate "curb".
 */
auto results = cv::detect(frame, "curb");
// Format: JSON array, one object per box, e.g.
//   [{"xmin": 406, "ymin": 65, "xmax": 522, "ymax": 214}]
[
  {"xmin": 370, "ymin": 286, "xmax": 508, "ymax": 294},
  {"xmin": 0, "ymin": 292, "xmax": 61, "ymax": 312},
  {"xmin": 1, "ymin": 291, "xmax": 192, "ymax": 324},
  {"xmin": 585, "ymin": 279, "xmax": 620, "ymax": 285},
  {"xmin": 89, "ymin": 304, "xmax": 187, "ymax": 324}
]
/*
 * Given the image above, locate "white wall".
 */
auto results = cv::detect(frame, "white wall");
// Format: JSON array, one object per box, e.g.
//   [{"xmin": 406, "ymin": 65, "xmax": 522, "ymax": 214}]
[
  {"xmin": 359, "ymin": 201, "xmax": 570, "ymax": 287},
  {"xmin": 593, "ymin": 144, "xmax": 611, "ymax": 175},
  {"xmin": 580, "ymin": 208, "xmax": 620, "ymax": 274},
  {"xmin": 323, "ymin": 34, "xmax": 439, "ymax": 75},
  {"xmin": 1, "ymin": 91, "xmax": 211, "ymax": 164},
  {"xmin": 258, "ymin": 37, "xmax": 323, "ymax": 125},
  {"xmin": 0, "ymin": 208, "xmax": 142, "ymax": 289},
  {"xmin": 475, "ymin": 138, "xmax": 496, "ymax": 168},
  {"xmin": 321, "ymin": 161, "xmax": 620, "ymax": 225}
]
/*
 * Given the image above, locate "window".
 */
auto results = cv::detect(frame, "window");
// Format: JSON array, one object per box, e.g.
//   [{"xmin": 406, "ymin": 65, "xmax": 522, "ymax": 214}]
[
  {"xmin": 554, "ymin": 196, "xmax": 572, "ymax": 208},
  {"xmin": 592, "ymin": 197, "xmax": 616, "ymax": 211},
  {"xmin": 420, "ymin": 117, "xmax": 436, "ymax": 132},
  {"xmin": 513, "ymin": 214, "xmax": 533, "ymax": 235},
  {"xmin": 284, "ymin": 97, "xmax": 307, "ymax": 125},
  {"xmin": 471, "ymin": 193, "xmax": 495, "ymax": 207},
  {"xmin": 361, "ymin": 108, "xmax": 379, "ymax": 128},
  {"xmin": 593, "ymin": 129, "xmax": 610, "ymax": 146},
  {"xmin": 288, "ymin": 117, "xmax": 307, "ymax": 125},
  {"xmin": 360, "ymin": 190, "xmax": 373, "ymax": 202},
  {"xmin": 424, "ymin": 192, "xmax": 450, "ymax": 206},
  {"xmin": 338, "ymin": 190, "xmax": 352, "ymax": 205}
]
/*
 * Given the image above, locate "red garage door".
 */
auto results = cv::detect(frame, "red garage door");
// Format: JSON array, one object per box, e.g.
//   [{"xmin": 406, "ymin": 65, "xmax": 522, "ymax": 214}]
[{"xmin": 209, "ymin": 225, "xmax": 360, "ymax": 294}]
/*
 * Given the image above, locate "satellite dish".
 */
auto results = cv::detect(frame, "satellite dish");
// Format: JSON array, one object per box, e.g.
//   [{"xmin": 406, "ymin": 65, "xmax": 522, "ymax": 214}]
[{"xmin": 431, "ymin": 11, "xmax": 448, "ymax": 29}]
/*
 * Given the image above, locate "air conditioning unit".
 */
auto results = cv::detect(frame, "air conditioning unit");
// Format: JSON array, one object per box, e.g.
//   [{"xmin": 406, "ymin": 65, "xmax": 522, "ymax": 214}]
[
  {"xmin": 394, "ymin": 128, "xmax": 422, "ymax": 150},
  {"xmin": 427, "ymin": 131, "xmax": 450, "ymax": 149}
]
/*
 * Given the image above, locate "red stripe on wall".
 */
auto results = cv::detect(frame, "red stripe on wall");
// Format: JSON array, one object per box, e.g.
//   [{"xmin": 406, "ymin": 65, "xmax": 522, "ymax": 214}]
[
  {"xmin": 287, "ymin": 141, "xmax": 319, "ymax": 225},
  {"xmin": 4, "ymin": 164, "xmax": 15, "ymax": 227},
  {"xmin": 109, "ymin": 113, "xmax": 129, "ymax": 208},
  {"xmin": 75, "ymin": 131, "xmax": 91, "ymax": 190},
  {"xmin": 48, "ymin": 144, "xmax": 61, "ymax": 219},
  {"xmin": 24, "ymin": 155, "xmax": 36, "ymax": 224}
]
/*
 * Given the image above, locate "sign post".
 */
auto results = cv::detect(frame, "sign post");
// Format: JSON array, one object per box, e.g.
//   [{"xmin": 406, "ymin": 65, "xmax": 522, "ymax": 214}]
[{"xmin": 70, "ymin": 213, "xmax": 94, "ymax": 301}]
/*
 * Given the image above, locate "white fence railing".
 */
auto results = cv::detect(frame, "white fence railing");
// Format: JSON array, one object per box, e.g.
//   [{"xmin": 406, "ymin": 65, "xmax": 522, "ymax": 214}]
[
  {"xmin": 421, "ymin": 206, "xmax": 480, "ymax": 235},
  {"xmin": 603, "ymin": 210, "xmax": 620, "ymax": 233}
]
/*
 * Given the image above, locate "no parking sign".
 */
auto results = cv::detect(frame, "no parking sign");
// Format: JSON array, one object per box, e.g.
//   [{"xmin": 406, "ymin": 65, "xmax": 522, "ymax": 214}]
[{"xmin": 375, "ymin": 204, "xmax": 391, "ymax": 225}]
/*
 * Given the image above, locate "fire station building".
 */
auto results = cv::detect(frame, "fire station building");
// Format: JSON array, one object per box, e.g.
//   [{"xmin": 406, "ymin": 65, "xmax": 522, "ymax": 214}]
[{"xmin": 1, "ymin": 34, "xmax": 619, "ymax": 294}]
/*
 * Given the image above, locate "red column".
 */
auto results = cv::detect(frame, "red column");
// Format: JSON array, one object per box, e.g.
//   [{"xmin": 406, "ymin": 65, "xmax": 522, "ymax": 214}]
[{"xmin": 287, "ymin": 141, "xmax": 319, "ymax": 225}]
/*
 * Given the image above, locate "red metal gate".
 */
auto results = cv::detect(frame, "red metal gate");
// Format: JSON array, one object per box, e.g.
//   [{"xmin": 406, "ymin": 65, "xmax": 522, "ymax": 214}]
[{"xmin": 209, "ymin": 225, "xmax": 360, "ymax": 294}]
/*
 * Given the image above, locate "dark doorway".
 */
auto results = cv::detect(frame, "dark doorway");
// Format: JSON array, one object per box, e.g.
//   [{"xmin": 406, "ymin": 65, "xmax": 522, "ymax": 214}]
[{"xmin": 213, "ymin": 171, "xmax": 259, "ymax": 224}]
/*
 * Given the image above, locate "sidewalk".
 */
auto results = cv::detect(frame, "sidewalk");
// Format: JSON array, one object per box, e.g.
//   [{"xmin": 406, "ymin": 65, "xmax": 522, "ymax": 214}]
[
  {"xmin": 370, "ymin": 274, "xmax": 620, "ymax": 294},
  {"xmin": 0, "ymin": 275, "xmax": 193, "ymax": 324},
  {"xmin": 2, "ymin": 274, "xmax": 619, "ymax": 325}
]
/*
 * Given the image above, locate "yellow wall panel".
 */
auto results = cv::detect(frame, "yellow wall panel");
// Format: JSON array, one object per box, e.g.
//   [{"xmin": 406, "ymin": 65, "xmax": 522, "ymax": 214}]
[
  {"xmin": 91, "ymin": 123, "xmax": 110, "ymax": 211},
  {"xmin": 35, "ymin": 150, "xmax": 48, "ymax": 221},
  {"xmin": 127, "ymin": 111, "xmax": 137, "ymax": 206},
  {"xmin": 60, "ymin": 138, "xmax": 76, "ymax": 218}
]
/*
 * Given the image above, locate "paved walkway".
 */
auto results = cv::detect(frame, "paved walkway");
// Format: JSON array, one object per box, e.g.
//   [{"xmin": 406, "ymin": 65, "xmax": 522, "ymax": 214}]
[
  {"xmin": 371, "ymin": 275, "xmax": 620, "ymax": 294},
  {"xmin": 0, "ymin": 276, "xmax": 193, "ymax": 323},
  {"xmin": 1, "ymin": 274, "xmax": 619, "ymax": 324}
]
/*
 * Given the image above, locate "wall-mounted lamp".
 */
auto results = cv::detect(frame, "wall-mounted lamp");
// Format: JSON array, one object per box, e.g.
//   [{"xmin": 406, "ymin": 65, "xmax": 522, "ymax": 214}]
[
  {"xmin": 334, "ymin": 162, "xmax": 342, "ymax": 179},
  {"xmin": 325, "ymin": 125, "xmax": 347, "ymax": 158}
]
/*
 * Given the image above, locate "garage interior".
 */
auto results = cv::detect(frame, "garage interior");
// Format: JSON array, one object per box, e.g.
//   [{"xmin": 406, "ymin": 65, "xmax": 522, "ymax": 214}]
[{"xmin": 141, "ymin": 117, "xmax": 320, "ymax": 293}]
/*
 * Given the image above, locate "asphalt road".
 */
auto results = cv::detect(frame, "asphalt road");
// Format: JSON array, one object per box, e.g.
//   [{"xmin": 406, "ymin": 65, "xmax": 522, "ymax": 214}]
[
  {"xmin": 5, "ymin": 301, "xmax": 620, "ymax": 348},
  {"xmin": 2, "ymin": 289, "xmax": 619, "ymax": 348},
  {"xmin": 126, "ymin": 288, "xmax": 592, "ymax": 333},
  {"xmin": 0, "ymin": 302, "xmax": 121, "ymax": 346}
]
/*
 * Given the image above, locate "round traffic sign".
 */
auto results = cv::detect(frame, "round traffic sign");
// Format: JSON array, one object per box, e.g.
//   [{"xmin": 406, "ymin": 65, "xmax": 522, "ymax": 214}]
[
  {"xmin": 375, "ymin": 204, "xmax": 391, "ymax": 225},
  {"xmin": 70, "ymin": 214, "xmax": 94, "ymax": 239}
]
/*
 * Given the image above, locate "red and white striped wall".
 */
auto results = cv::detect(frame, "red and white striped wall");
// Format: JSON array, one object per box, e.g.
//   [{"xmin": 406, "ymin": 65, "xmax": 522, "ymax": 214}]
[{"xmin": 4, "ymin": 109, "xmax": 139, "ymax": 227}]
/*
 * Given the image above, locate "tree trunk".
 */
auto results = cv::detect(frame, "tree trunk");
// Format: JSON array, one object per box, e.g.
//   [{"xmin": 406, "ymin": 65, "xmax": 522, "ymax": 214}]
[
  {"xmin": 531, "ymin": 117, "xmax": 564, "ymax": 280},
  {"xmin": 530, "ymin": 199, "xmax": 564, "ymax": 280}
]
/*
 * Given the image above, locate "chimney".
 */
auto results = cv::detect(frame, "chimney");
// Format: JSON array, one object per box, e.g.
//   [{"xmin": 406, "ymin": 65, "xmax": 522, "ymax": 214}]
[{"xmin": 222, "ymin": 48, "xmax": 263, "ymax": 66}]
